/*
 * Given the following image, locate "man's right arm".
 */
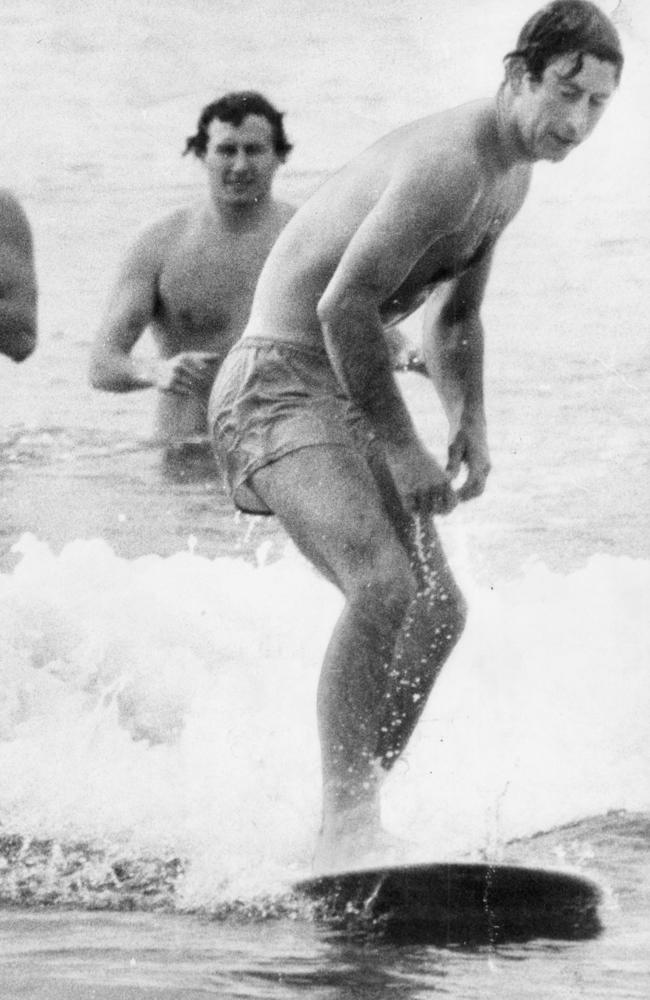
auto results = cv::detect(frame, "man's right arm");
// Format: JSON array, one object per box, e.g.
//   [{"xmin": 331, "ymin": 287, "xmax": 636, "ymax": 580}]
[
  {"xmin": 89, "ymin": 230, "xmax": 161, "ymax": 392},
  {"xmin": 316, "ymin": 162, "xmax": 477, "ymax": 514}
]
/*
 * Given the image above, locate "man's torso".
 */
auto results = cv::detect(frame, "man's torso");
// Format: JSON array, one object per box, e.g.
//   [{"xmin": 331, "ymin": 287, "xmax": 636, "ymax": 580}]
[
  {"xmin": 152, "ymin": 201, "xmax": 294, "ymax": 360},
  {"xmin": 148, "ymin": 200, "xmax": 293, "ymax": 440},
  {"xmin": 245, "ymin": 101, "xmax": 531, "ymax": 343}
]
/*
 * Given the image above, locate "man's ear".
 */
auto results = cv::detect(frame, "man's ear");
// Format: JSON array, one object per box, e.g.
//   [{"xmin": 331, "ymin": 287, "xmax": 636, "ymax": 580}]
[{"xmin": 505, "ymin": 56, "xmax": 527, "ymax": 93}]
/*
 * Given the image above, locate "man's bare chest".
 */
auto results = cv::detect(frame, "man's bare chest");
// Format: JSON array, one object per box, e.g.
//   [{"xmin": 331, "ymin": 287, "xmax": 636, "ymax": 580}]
[
  {"xmin": 382, "ymin": 172, "xmax": 529, "ymax": 322},
  {"xmin": 156, "ymin": 234, "xmax": 276, "ymax": 334}
]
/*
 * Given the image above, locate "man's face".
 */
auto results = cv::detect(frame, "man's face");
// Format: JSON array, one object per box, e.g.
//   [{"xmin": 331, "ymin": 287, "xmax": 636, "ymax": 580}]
[
  {"xmin": 514, "ymin": 53, "xmax": 618, "ymax": 162},
  {"xmin": 203, "ymin": 115, "xmax": 282, "ymax": 205}
]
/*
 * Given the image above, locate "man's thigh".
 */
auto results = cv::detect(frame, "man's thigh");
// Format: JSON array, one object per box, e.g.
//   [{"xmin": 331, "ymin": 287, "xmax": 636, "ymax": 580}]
[
  {"xmin": 363, "ymin": 443, "xmax": 460, "ymax": 599},
  {"xmin": 250, "ymin": 444, "xmax": 409, "ymax": 591}
]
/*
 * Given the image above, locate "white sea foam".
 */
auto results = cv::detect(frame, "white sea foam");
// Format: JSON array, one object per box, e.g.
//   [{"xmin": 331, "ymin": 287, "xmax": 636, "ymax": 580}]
[{"xmin": 0, "ymin": 534, "xmax": 647, "ymax": 906}]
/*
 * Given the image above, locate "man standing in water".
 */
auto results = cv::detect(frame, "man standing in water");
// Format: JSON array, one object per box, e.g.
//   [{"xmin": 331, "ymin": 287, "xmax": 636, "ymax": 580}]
[
  {"xmin": 0, "ymin": 189, "xmax": 37, "ymax": 363},
  {"xmin": 89, "ymin": 90, "xmax": 422, "ymax": 454},
  {"xmin": 89, "ymin": 92, "xmax": 295, "ymax": 446},
  {"xmin": 210, "ymin": 1, "xmax": 623, "ymax": 872}
]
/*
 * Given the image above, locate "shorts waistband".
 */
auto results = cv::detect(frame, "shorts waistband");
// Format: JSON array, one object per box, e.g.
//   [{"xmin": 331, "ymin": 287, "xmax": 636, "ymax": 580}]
[{"xmin": 233, "ymin": 335, "xmax": 328, "ymax": 358}]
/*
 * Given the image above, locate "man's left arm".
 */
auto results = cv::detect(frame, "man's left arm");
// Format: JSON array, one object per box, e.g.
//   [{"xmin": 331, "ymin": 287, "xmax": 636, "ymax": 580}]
[
  {"xmin": 422, "ymin": 250, "xmax": 494, "ymax": 501},
  {"xmin": 0, "ymin": 192, "xmax": 37, "ymax": 363}
]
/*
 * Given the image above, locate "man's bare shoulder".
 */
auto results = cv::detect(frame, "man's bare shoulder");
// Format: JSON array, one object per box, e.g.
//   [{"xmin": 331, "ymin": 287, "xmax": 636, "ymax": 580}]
[
  {"xmin": 365, "ymin": 101, "xmax": 495, "ymax": 234},
  {"xmin": 415, "ymin": 101, "xmax": 532, "ymax": 222},
  {"xmin": 132, "ymin": 206, "xmax": 194, "ymax": 251},
  {"xmin": 397, "ymin": 100, "xmax": 496, "ymax": 187},
  {"xmin": 117, "ymin": 206, "xmax": 196, "ymax": 277},
  {"xmin": 0, "ymin": 189, "xmax": 33, "ymax": 251}
]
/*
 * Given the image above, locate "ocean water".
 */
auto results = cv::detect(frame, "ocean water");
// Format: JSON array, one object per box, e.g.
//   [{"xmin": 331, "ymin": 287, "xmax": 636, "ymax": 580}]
[{"xmin": 1, "ymin": 1, "xmax": 649, "ymax": 997}]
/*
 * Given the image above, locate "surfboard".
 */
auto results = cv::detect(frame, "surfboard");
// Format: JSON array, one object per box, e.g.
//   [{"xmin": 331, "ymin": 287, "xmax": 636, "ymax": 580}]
[{"xmin": 294, "ymin": 861, "xmax": 602, "ymax": 945}]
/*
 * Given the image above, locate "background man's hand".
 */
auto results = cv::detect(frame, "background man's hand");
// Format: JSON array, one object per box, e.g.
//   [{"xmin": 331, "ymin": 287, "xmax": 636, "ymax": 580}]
[
  {"xmin": 447, "ymin": 424, "xmax": 491, "ymax": 501},
  {"xmin": 157, "ymin": 351, "xmax": 221, "ymax": 395}
]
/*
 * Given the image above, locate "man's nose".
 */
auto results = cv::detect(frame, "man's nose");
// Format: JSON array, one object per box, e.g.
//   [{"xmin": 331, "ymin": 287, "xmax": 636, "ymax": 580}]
[
  {"xmin": 231, "ymin": 148, "xmax": 250, "ymax": 171},
  {"xmin": 565, "ymin": 99, "xmax": 592, "ymax": 141}
]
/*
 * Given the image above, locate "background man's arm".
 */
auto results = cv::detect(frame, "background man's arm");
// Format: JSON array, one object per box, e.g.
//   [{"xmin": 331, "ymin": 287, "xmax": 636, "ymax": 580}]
[
  {"xmin": 0, "ymin": 192, "xmax": 37, "ymax": 363},
  {"xmin": 89, "ymin": 232, "xmax": 161, "ymax": 392},
  {"xmin": 422, "ymin": 250, "xmax": 494, "ymax": 501},
  {"xmin": 90, "ymin": 228, "xmax": 220, "ymax": 396}
]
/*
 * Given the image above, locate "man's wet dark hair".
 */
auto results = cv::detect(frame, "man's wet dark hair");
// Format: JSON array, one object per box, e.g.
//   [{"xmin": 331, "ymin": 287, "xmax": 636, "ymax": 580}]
[
  {"xmin": 184, "ymin": 91, "xmax": 293, "ymax": 161},
  {"xmin": 504, "ymin": 1, "xmax": 624, "ymax": 83}
]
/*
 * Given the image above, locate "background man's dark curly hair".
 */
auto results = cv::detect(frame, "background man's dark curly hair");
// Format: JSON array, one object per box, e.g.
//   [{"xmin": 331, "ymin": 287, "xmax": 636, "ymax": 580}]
[{"xmin": 184, "ymin": 91, "xmax": 293, "ymax": 161}]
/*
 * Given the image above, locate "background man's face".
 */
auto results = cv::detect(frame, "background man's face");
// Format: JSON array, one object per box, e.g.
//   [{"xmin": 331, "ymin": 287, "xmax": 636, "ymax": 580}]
[
  {"xmin": 515, "ymin": 53, "xmax": 618, "ymax": 162},
  {"xmin": 203, "ymin": 115, "xmax": 281, "ymax": 206}
]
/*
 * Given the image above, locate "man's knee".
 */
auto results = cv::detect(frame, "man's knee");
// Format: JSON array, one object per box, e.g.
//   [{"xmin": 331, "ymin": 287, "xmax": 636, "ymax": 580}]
[
  {"xmin": 437, "ymin": 575, "xmax": 468, "ymax": 646},
  {"xmin": 346, "ymin": 552, "xmax": 417, "ymax": 635}
]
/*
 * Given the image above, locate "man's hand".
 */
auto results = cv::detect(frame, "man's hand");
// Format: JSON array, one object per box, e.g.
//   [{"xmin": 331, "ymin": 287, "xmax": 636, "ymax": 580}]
[
  {"xmin": 157, "ymin": 351, "xmax": 221, "ymax": 395},
  {"xmin": 384, "ymin": 325, "xmax": 427, "ymax": 376},
  {"xmin": 447, "ymin": 423, "xmax": 491, "ymax": 502},
  {"xmin": 386, "ymin": 440, "xmax": 457, "ymax": 516}
]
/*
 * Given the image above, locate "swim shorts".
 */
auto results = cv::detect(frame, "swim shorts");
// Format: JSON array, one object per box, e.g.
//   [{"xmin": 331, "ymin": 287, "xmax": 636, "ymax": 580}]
[{"xmin": 208, "ymin": 337, "xmax": 377, "ymax": 515}]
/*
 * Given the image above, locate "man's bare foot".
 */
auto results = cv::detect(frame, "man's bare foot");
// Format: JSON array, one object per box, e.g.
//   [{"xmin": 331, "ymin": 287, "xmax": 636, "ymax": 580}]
[{"xmin": 313, "ymin": 818, "xmax": 415, "ymax": 876}]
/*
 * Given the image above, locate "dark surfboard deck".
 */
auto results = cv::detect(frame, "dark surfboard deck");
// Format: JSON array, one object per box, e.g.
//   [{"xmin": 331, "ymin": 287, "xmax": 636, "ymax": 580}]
[{"xmin": 294, "ymin": 861, "xmax": 602, "ymax": 945}]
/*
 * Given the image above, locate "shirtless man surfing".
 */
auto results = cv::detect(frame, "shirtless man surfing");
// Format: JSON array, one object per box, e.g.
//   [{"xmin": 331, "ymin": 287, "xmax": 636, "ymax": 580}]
[{"xmin": 210, "ymin": 2, "xmax": 623, "ymax": 872}]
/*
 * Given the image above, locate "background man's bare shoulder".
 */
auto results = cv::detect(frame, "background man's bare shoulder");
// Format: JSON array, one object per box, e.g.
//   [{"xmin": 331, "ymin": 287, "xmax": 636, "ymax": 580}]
[
  {"xmin": 116, "ymin": 206, "xmax": 195, "ymax": 281},
  {"xmin": 0, "ymin": 188, "xmax": 34, "ymax": 254},
  {"xmin": 131, "ymin": 206, "xmax": 193, "ymax": 257},
  {"xmin": 0, "ymin": 188, "xmax": 36, "ymax": 290},
  {"xmin": 0, "ymin": 189, "xmax": 37, "ymax": 361}
]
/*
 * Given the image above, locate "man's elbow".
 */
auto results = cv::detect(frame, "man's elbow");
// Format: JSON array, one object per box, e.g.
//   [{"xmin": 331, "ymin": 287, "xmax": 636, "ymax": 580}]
[
  {"xmin": 1, "ymin": 323, "xmax": 37, "ymax": 363},
  {"xmin": 317, "ymin": 284, "xmax": 374, "ymax": 327},
  {"xmin": 88, "ymin": 346, "xmax": 141, "ymax": 392},
  {"xmin": 316, "ymin": 290, "xmax": 340, "ymax": 327},
  {"xmin": 88, "ymin": 353, "xmax": 112, "ymax": 390}
]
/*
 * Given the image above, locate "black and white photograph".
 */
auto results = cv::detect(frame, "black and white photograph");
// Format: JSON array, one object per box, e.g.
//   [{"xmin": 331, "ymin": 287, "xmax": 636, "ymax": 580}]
[{"xmin": 0, "ymin": 1, "xmax": 648, "ymax": 996}]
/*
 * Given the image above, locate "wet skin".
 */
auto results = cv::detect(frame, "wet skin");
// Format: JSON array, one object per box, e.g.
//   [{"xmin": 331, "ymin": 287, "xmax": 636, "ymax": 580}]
[
  {"xmin": 215, "ymin": 53, "xmax": 620, "ymax": 871},
  {"xmin": 90, "ymin": 115, "xmax": 294, "ymax": 442},
  {"xmin": 0, "ymin": 190, "xmax": 37, "ymax": 363}
]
